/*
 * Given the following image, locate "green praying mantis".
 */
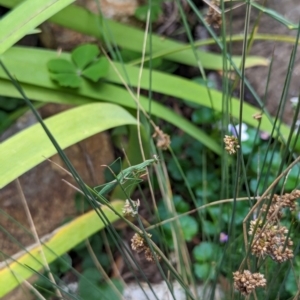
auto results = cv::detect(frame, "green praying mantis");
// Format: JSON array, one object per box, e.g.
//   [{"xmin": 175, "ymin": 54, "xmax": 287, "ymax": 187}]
[{"xmin": 94, "ymin": 155, "xmax": 159, "ymax": 199}]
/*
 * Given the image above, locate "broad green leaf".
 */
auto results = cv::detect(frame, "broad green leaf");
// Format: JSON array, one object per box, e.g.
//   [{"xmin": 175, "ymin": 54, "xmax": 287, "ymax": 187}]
[
  {"xmin": 51, "ymin": 5, "xmax": 268, "ymax": 69},
  {"xmin": 1, "ymin": 77, "xmax": 220, "ymax": 155},
  {"xmin": 0, "ymin": 47, "xmax": 272, "ymax": 139},
  {"xmin": 0, "ymin": 103, "xmax": 137, "ymax": 188},
  {"xmin": 50, "ymin": 72, "xmax": 81, "ymax": 87},
  {"xmin": 72, "ymin": 44, "xmax": 100, "ymax": 69},
  {"xmin": 251, "ymin": 2, "xmax": 298, "ymax": 30},
  {"xmin": 82, "ymin": 58, "xmax": 109, "ymax": 82},
  {"xmin": 0, "ymin": 1, "xmax": 268, "ymax": 69},
  {"xmin": 0, "ymin": 47, "xmax": 222, "ymax": 154},
  {"xmin": 0, "ymin": 0, "xmax": 76, "ymax": 55},
  {"xmin": 27, "ymin": 28, "xmax": 41, "ymax": 35},
  {"xmin": 0, "ymin": 201, "xmax": 124, "ymax": 298},
  {"xmin": 47, "ymin": 58, "xmax": 76, "ymax": 73}
]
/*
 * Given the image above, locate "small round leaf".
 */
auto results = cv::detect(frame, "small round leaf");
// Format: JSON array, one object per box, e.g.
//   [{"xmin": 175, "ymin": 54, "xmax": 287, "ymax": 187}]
[
  {"xmin": 50, "ymin": 73, "xmax": 81, "ymax": 88},
  {"xmin": 194, "ymin": 262, "xmax": 210, "ymax": 280},
  {"xmin": 47, "ymin": 59, "xmax": 76, "ymax": 73},
  {"xmin": 179, "ymin": 215, "xmax": 198, "ymax": 241},
  {"xmin": 72, "ymin": 44, "xmax": 100, "ymax": 69},
  {"xmin": 82, "ymin": 58, "xmax": 109, "ymax": 82}
]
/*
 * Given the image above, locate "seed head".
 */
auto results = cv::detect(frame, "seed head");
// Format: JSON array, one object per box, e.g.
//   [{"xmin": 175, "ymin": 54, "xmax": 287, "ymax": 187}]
[
  {"xmin": 131, "ymin": 232, "xmax": 161, "ymax": 262},
  {"xmin": 224, "ymin": 135, "xmax": 240, "ymax": 155},
  {"xmin": 205, "ymin": 0, "xmax": 222, "ymax": 28},
  {"xmin": 123, "ymin": 199, "xmax": 140, "ymax": 217},
  {"xmin": 152, "ymin": 126, "xmax": 171, "ymax": 150},
  {"xmin": 233, "ymin": 270, "xmax": 266, "ymax": 296}
]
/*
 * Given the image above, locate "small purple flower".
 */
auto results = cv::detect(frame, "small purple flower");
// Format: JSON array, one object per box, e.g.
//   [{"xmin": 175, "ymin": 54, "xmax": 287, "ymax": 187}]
[
  {"xmin": 220, "ymin": 232, "xmax": 228, "ymax": 243},
  {"xmin": 260, "ymin": 131, "xmax": 270, "ymax": 140}
]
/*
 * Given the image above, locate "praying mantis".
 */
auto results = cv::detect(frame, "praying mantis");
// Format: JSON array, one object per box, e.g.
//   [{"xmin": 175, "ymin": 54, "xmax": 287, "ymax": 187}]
[{"xmin": 94, "ymin": 155, "xmax": 159, "ymax": 198}]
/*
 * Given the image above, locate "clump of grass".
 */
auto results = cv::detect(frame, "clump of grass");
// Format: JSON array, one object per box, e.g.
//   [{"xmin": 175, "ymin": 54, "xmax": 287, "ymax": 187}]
[{"xmin": 232, "ymin": 187, "xmax": 300, "ymax": 296}]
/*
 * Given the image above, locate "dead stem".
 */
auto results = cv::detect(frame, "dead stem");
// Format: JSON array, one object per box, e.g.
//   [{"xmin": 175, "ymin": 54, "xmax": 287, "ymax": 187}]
[
  {"xmin": 85, "ymin": 239, "xmax": 125, "ymax": 299},
  {"xmin": 16, "ymin": 179, "xmax": 63, "ymax": 299},
  {"xmin": 146, "ymin": 196, "xmax": 257, "ymax": 230}
]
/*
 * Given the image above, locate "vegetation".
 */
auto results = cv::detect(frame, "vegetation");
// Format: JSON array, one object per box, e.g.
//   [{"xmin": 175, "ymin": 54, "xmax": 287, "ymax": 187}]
[{"xmin": 0, "ymin": 0, "xmax": 300, "ymax": 299}]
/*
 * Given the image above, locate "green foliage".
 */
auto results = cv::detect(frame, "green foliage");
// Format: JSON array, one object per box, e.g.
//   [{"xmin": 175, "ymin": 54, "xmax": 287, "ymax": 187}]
[
  {"xmin": 34, "ymin": 201, "xmax": 120, "ymax": 299},
  {"xmin": 193, "ymin": 242, "xmax": 221, "ymax": 280},
  {"xmin": 33, "ymin": 253, "xmax": 72, "ymax": 298},
  {"xmin": 158, "ymin": 196, "xmax": 198, "ymax": 246},
  {"xmin": 0, "ymin": 103, "xmax": 137, "ymax": 188},
  {"xmin": 79, "ymin": 275, "xmax": 123, "ymax": 300},
  {"xmin": 1, "ymin": 0, "xmax": 300, "ymax": 299},
  {"xmin": 47, "ymin": 44, "xmax": 109, "ymax": 88},
  {"xmin": 134, "ymin": 0, "xmax": 163, "ymax": 22},
  {"xmin": 284, "ymin": 257, "xmax": 300, "ymax": 296},
  {"xmin": 0, "ymin": 96, "xmax": 26, "ymax": 133},
  {"xmin": 0, "ymin": 0, "xmax": 75, "ymax": 55}
]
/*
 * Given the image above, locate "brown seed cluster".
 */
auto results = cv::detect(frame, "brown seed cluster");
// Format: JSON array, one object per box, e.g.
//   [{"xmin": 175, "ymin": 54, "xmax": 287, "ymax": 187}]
[
  {"xmin": 233, "ymin": 270, "xmax": 266, "ymax": 296},
  {"xmin": 248, "ymin": 190, "xmax": 299, "ymax": 263},
  {"xmin": 249, "ymin": 220, "xmax": 293, "ymax": 263},
  {"xmin": 123, "ymin": 199, "xmax": 140, "ymax": 217},
  {"xmin": 271, "ymin": 190, "xmax": 299, "ymax": 211},
  {"xmin": 152, "ymin": 126, "xmax": 171, "ymax": 150},
  {"xmin": 224, "ymin": 135, "xmax": 240, "ymax": 155},
  {"xmin": 205, "ymin": 0, "xmax": 222, "ymax": 28},
  {"xmin": 131, "ymin": 232, "xmax": 161, "ymax": 262},
  {"xmin": 261, "ymin": 191, "xmax": 299, "ymax": 221}
]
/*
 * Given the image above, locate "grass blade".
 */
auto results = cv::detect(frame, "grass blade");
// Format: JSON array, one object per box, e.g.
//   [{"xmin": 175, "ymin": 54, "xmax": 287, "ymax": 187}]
[
  {"xmin": 0, "ymin": 201, "xmax": 124, "ymax": 298},
  {"xmin": 0, "ymin": 0, "xmax": 75, "ymax": 55},
  {"xmin": 0, "ymin": 103, "xmax": 137, "ymax": 188},
  {"xmin": 0, "ymin": 0, "xmax": 268, "ymax": 69}
]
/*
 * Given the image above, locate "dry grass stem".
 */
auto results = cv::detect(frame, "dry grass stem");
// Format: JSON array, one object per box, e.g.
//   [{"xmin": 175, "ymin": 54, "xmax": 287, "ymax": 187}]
[
  {"xmin": 16, "ymin": 179, "xmax": 63, "ymax": 299},
  {"xmin": 85, "ymin": 239, "xmax": 125, "ymax": 299}
]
